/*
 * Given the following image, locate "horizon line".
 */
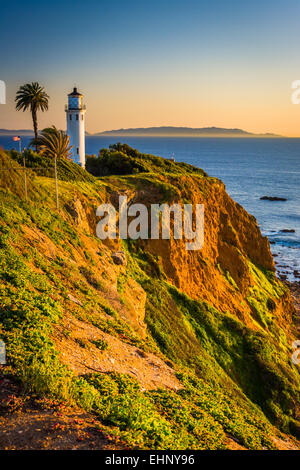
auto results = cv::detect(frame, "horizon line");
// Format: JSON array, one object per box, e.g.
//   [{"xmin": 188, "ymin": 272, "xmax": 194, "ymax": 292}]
[{"xmin": 0, "ymin": 126, "xmax": 297, "ymax": 138}]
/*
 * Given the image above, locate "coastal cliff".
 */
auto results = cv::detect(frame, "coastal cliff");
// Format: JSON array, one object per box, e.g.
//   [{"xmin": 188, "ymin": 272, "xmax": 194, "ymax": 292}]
[{"xmin": 0, "ymin": 146, "xmax": 299, "ymax": 450}]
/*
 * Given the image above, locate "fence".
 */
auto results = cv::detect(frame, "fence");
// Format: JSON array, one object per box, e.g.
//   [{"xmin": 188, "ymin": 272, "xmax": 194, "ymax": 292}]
[{"xmin": 0, "ymin": 160, "xmax": 60, "ymax": 208}]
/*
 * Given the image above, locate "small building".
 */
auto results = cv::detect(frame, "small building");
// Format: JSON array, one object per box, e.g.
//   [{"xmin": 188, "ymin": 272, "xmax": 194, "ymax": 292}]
[{"xmin": 65, "ymin": 87, "xmax": 86, "ymax": 168}]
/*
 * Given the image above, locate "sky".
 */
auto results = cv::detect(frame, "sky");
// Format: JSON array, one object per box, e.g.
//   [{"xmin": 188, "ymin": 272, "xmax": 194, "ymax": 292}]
[{"xmin": 1, "ymin": 0, "xmax": 300, "ymax": 136}]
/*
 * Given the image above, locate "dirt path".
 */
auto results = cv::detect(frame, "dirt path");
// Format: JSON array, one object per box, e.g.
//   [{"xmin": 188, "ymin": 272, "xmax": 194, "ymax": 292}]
[
  {"xmin": 0, "ymin": 410, "xmax": 121, "ymax": 450},
  {"xmin": 0, "ymin": 372, "xmax": 124, "ymax": 450}
]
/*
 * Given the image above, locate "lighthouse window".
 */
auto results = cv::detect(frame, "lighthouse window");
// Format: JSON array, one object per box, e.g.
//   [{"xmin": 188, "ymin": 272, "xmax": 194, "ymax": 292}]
[
  {"xmin": 76, "ymin": 114, "xmax": 79, "ymax": 121},
  {"xmin": 69, "ymin": 115, "xmax": 72, "ymax": 121},
  {"xmin": 82, "ymin": 115, "xmax": 84, "ymax": 120},
  {"xmin": 77, "ymin": 147, "xmax": 79, "ymax": 154}
]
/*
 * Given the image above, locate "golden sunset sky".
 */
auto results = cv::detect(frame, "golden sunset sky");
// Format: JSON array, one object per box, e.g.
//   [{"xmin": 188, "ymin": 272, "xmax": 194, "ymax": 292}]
[{"xmin": 2, "ymin": 0, "xmax": 300, "ymax": 136}]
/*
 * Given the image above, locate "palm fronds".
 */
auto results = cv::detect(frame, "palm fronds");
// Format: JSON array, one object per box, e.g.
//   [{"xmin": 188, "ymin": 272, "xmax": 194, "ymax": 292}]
[
  {"xmin": 15, "ymin": 82, "xmax": 49, "ymax": 144},
  {"xmin": 32, "ymin": 126, "xmax": 73, "ymax": 160}
]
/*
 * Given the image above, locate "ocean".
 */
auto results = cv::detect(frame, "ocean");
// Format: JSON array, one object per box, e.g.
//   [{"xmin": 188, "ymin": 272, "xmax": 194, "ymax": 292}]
[{"xmin": 1, "ymin": 135, "xmax": 300, "ymax": 281}]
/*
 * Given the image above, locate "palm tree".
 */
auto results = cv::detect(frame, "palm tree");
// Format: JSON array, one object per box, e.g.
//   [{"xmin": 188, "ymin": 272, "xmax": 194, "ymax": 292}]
[
  {"xmin": 33, "ymin": 126, "xmax": 72, "ymax": 209},
  {"xmin": 15, "ymin": 82, "xmax": 49, "ymax": 149},
  {"xmin": 32, "ymin": 126, "xmax": 72, "ymax": 160}
]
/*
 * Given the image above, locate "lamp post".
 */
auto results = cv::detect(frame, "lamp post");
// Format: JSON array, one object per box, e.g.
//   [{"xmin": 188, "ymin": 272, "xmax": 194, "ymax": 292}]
[{"xmin": 18, "ymin": 136, "xmax": 28, "ymax": 201}]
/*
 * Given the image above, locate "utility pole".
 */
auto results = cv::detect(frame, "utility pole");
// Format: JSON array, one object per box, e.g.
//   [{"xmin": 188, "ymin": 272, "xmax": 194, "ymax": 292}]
[
  {"xmin": 23, "ymin": 152, "xmax": 27, "ymax": 201},
  {"xmin": 54, "ymin": 155, "xmax": 59, "ymax": 210},
  {"xmin": 18, "ymin": 136, "xmax": 27, "ymax": 201}
]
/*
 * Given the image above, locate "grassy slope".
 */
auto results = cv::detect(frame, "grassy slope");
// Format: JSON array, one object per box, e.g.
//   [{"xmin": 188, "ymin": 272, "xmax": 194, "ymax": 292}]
[{"xmin": 0, "ymin": 148, "xmax": 299, "ymax": 449}]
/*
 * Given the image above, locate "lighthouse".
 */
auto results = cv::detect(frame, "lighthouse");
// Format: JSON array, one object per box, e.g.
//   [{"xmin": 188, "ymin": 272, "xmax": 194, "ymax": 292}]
[{"xmin": 65, "ymin": 87, "xmax": 86, "ymax": 168}]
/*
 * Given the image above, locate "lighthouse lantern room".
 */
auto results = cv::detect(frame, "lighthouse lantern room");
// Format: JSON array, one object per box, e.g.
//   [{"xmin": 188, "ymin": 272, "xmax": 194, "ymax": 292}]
[{"xmin": 65, "ymin": 87, "xmax": 86, "ymax": 168}]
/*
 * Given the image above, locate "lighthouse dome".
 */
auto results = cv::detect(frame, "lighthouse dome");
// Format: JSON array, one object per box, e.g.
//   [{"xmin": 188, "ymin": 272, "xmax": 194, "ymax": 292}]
[
  {"xmin": 68, "ymin": 87, "xmax": 83, "ymax": 109},
  {"xmin": 68, "ymin": 87, "xmax": 83, "ymax": 97}
]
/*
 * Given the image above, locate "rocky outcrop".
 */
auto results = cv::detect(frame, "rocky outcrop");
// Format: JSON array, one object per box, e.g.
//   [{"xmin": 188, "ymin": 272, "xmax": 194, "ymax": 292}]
[
  {"xmin": 111, "ymin": 251, "xmax": 127, "ymax": 265},
  {"xmin": 115, "ymin": 175, "xmax": 288, "ymax": 328},
  {"xmin": 65, "ymin": 198, "xmax": 92, "ymax": 234}
]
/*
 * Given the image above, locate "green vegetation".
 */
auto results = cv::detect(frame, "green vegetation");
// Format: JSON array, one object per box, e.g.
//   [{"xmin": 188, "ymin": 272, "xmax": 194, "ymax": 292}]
[
  {"xmin": 0, "ymin": 147, "xmax": 299, "ymax": 449},
  {"xmin": 0, "ymin": 224, "xmax": 276, "ymax": 449},
  {"xmin": 123, "ymin": 245, "xmax": 299, "ymax": 433},
  {"xmin": 31, "ymin": 126, "xmax": 72, "ymax": 162},
  {"xmin": 86, "ymin": 143, "xmax": 208, "ymax": 177},
  {"xmin": 91, "ymin": 339, "xmax": 109, "ymax": 351},
  {"xmin": 8, "ymin": 148, "xmax": 95, "ymax": 183}
]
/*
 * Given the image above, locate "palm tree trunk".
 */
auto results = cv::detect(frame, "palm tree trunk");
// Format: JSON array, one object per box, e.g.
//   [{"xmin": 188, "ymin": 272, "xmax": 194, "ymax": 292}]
[{"xmin": 31, "ymin": 108, "xmax": 38, "ymax": 151}]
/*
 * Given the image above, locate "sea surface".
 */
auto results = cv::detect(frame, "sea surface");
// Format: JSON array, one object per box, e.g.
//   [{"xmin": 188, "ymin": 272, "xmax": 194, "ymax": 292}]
[{"xmin": 2, "ymin": 135, "xmax": 300, "ymax": 281}]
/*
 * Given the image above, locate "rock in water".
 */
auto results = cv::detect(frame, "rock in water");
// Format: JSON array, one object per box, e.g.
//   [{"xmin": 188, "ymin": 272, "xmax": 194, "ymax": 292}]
[{"xmin": 260, "ymin": 196, "xmax": 287, "ymax": 201}]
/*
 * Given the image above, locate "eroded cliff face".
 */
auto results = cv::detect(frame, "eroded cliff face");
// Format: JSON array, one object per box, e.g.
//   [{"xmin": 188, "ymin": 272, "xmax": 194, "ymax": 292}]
[{"xmin": 100, "ymin": 173, "xmax": 294, "ymax": 334}]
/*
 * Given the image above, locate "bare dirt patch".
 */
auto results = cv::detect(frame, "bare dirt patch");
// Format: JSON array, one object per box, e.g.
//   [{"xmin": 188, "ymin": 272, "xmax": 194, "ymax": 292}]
[
  {"xmin": 54, "ymin": 314, "xmax": 182, "ymax": 391},
  {"xmin": 0, "ymin": 371, "xmax": 124, "ymax": 450}
]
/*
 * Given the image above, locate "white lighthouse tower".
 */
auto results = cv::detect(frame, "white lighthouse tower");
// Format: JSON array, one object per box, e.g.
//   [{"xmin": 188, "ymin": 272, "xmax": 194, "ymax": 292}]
[{"xmin": 65, "ymin": 87, "xmax": 86, "ymax": 168}]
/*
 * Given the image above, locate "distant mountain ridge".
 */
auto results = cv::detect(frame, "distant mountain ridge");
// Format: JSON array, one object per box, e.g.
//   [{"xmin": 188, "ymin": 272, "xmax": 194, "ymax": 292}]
[
  {"xmin": 0, "ymin": 126, "xmax": 280, "ymax": 137},
  {"xmin": 0, "ymin": 129, "xmax": 34, "ymax": 136},
  {"xmin": 95, "ymin": 126, "xmax": 280, "ymax": 137}
]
